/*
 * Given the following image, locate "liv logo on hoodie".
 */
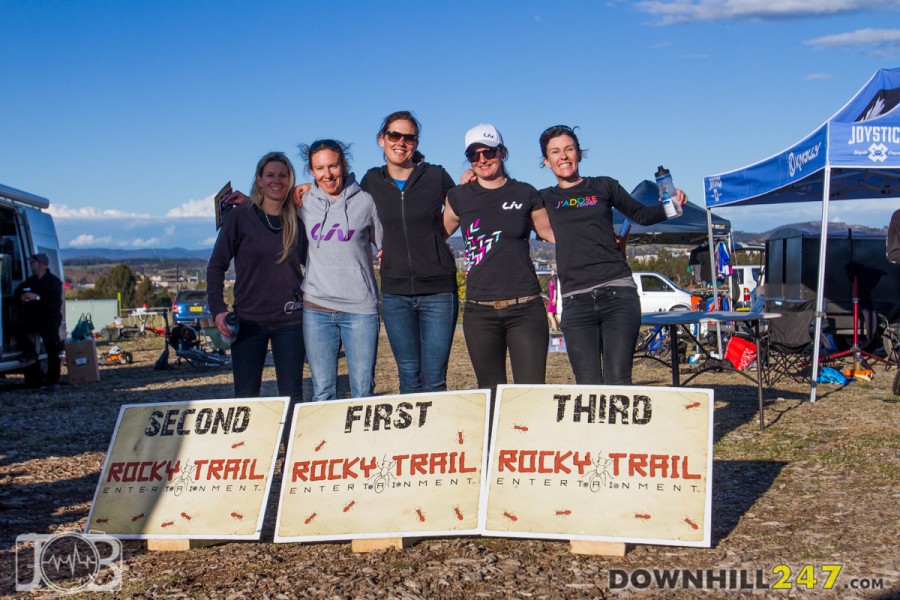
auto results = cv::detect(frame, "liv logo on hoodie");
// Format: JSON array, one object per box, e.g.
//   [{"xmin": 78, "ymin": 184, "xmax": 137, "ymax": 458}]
[{"xmin": 311, "ymin": 223, "xmax": 356, "ymax": 242}]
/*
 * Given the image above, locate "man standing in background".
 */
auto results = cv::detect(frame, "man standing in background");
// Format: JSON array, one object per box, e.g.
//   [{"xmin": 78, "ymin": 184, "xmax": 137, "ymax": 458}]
[{"xmin": 11, "ymin": 253, "xmax": 63, "ymax": 389}]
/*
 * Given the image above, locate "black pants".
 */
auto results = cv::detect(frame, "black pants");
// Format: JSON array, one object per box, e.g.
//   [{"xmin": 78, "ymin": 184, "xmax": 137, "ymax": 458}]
[
  {"xmin": 560, "ymin": 286, "xmax": 642, "ymax": 385},
  {"xmin": 11, "ymin": 316, "xmax": 61, "ymax": 384},
  {"xmin": 230, "ymin": 320, "xmax": 305, "ymax": 406},
  {"xmin": 462, "ymin": 297, "xmax": 548, "ymax": 392}
]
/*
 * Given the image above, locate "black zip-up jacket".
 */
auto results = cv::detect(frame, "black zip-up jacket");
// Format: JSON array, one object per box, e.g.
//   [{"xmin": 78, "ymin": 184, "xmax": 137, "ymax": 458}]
[
  {"xmin": 361, "ymin": 162, "xmax": 457, "ymax": 295},
  {"xmin": 14, "ymin": 271, "xmax": 63, "ymax": 325}
]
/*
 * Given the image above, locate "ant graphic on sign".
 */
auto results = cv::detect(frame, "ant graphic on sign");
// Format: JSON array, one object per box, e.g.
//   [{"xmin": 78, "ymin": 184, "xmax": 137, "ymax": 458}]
[
  {"xmin": 171, "ymin": 460, "xmax": 197, "ymax": 497},
  {"xmin": 582, "ymin": 452, "xmax": 613, "ymax": 492},
  {"xmin": 368, "ymin": 456, "xmax": 396, "ymax": 493}
]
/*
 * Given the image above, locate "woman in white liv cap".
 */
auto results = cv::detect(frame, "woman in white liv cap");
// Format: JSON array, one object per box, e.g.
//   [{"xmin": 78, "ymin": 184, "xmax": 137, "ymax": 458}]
[{"xmin": 443, "ymin": 123, "xmax": 555, "ymax": 395}]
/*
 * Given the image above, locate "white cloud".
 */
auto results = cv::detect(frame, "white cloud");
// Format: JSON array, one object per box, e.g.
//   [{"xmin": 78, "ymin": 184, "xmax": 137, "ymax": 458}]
[
  {"xmin": 636, "ymin": 1, "xmax": 897, "ymax": 25},
  {"xmin": 804, "ymin": 73, "xmax": 833, "ymax": 81},
  {"xmin": 131, "ymin": 237, "xmax": 160, "ymax": 248},
  {"xmin": 69, "ymin": 233, "xmax": 113, "ymax": 247},
  {"xmin": 804, "ymin": 28, "xmax": 900, "ymax": 56},
  {"xmin": 56, "ymin": 217, "xmax": 216, "ymax": 250},
  {"xmin": 167, "ymin": 195, "xmax": 215, "ymax": 218},
  {"xmin": 201, "ymin": 236, "xmax": 219, "ymax": 246},
  {"xmin": 47, "ymin": 197, "xmax": 217, "ymax": 220},
  {"xmin": 48, "ymin": 204, "xmax": 151, "ymax": 219}
]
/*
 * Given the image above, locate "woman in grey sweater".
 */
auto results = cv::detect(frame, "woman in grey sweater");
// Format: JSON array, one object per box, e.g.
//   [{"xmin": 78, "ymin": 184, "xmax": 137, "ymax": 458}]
[{"xmin": 297, "ymin": 139, "xmax": 383, "ymax": 400}]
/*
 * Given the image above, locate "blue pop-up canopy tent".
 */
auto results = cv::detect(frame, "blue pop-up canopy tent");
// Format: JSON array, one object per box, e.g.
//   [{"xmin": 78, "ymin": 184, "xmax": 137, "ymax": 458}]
[
  {"xmin": 703, "ymin": 67, "xmax": 900, "ymax": 401},
  {"xmin": 614, "ymin": 180, "xmax": 731, "ymax": 244}
]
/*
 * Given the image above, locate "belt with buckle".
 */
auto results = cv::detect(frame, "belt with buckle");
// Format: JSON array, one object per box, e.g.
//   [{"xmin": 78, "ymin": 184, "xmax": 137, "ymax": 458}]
[{"xmin": 467, "ymin": 295, "xmax": 540, "ymax": 310}]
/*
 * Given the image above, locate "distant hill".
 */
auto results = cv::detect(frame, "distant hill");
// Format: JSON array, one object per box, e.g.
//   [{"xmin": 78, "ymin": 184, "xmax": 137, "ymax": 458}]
[
  {"xmin": 62, "ymin": 247, "xmax": 212, "ymax": 261},
  {"xmin": 733, "ymin": 221, "xmax": 887, "ymax": 243},
  {"xmin": 61, "ymin": 221, "xmax": 887, "ymax": 262}
]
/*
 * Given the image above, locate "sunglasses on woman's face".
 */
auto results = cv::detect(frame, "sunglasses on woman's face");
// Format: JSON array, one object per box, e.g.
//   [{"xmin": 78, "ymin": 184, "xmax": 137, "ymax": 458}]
[
  {"xmin": 465, "ymin": 147, "xmax": 501, "ymax": 162},
  {"xmin": 383, "ymin": 130, "xmax": 418, "ymax": 144}
]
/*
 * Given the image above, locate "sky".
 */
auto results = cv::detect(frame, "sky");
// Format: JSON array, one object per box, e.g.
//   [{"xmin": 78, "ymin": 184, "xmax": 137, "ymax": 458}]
[{"xmin": 2, "ymin": 0, "xmax": 900, "ymax": 250}]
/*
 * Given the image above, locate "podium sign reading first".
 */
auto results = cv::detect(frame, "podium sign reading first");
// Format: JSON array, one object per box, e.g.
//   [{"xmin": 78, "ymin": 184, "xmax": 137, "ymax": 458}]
[
  {"xmin": 482, "ymin": 385, "xmax": 713, "ymax": 547},
  {"xmin": 86, "ymin": 398, "xmax": 288, "ymax": 539},
  {"xmin": 276, "ymin": 391, "xmax": 489, "ymax": 542}
]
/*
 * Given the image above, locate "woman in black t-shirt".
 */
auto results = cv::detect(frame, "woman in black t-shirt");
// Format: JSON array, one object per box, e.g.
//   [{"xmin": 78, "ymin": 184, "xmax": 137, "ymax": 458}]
[
  {"xmin": 537, "ymin": 125, "xmax": 686, "ymax": 385},
  {"xmin": 444, "ymin": 123, "xmax": 555, "ymax": 393}
]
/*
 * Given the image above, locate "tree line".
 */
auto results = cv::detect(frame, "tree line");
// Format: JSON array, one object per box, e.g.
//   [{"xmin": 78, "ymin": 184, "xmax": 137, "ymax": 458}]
[
  {"xmin": 66, "ymin": 264, "xmax": 175, "ymax": 309},
  {"xmin": 64, "ymin": 247, "xmax": 745, "ymax": 311}
]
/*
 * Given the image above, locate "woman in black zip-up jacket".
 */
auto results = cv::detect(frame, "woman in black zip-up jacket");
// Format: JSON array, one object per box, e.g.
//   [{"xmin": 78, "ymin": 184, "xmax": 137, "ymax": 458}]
[{"xmin": 359, "ymin": 111, "xmax": 458, "ymax": 394}]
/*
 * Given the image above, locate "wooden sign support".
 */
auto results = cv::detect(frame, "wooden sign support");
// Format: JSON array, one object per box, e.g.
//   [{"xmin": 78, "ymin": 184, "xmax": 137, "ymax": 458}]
[
  {"xmin": 351, "ymin": 537, "xmax": 417, "ymax": 553},
  {"xmin": 147, "ymin": 539, "xmax": 222, "ymax": 552},
  {"xmin": 569, "ymin": 540, "xmax": 627, "ymax": 557}
]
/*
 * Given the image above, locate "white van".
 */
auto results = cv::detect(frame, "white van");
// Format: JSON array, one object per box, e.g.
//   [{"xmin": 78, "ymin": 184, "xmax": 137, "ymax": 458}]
[
  {"xmin": 731, "ymin": 265, "xmax": 762, "ymax": 309},
  {"xmin": 632, "ymin": 271, "xmax": 695, "ymax": 313},
  {"xmin": 0, "ymin": 184, "xmax": 65, "ymax": 380}
]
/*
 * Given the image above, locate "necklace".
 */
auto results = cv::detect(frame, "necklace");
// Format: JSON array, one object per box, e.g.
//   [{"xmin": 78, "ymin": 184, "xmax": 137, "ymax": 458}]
[{"xmin": 261, "ymin": 209, "xmax": 282, "ymax": 232}]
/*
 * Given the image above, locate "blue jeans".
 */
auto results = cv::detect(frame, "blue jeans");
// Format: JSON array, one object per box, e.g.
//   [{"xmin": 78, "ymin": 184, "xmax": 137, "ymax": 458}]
[
  {"xmin": 560, "ymin": 286, "xmax": 642, "ymax": 385},
  {"xmin": 303, "ymin": 309, "xmax": 379, "ymax": 400},
  {"xmin": 230, "ymin": 320, "xmax": 305, "ymax": 405},
  {"xmin": 382, "ymin": 292, "xmax": 458, "ymax": 393}
]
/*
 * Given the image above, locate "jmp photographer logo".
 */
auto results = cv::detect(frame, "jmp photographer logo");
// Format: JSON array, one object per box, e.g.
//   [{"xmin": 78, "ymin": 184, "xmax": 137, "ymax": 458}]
[{"xmin": 16, "ymin": 531, "xmax": 122, "ymax": 593}]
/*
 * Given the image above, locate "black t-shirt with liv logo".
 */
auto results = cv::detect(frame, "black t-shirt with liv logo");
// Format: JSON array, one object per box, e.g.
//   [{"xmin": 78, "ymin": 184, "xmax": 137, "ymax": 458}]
[{"xmin": 448, "ymin": 178, "xmax": 543, "ymax": 301}]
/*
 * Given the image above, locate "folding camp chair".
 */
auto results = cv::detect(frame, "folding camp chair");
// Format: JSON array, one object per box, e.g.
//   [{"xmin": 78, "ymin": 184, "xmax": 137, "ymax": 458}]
[{"xmin": 762, "ymin": 299, "xmax": 816, "ymax": 385}]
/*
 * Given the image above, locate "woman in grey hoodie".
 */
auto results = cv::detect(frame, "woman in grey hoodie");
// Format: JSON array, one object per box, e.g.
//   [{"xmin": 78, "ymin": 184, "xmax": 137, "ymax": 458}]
[{"xmin": 298, "ymin": 139, "xmax": 384, "ymax": 400}]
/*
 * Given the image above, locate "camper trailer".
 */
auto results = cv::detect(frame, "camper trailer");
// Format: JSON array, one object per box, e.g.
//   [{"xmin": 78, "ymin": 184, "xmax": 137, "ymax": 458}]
[
  {"xmin": 0, "ymin": 183, "xmax": 65, "ymax": 380},
  {"xmin": 764, "ymin": 226, "xmax": 900, "ymax": 348}
]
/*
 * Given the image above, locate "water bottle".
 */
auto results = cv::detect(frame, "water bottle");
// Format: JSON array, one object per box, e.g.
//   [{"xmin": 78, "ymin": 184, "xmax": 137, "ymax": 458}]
[
  {"xmin": 655, "ymin": 165, "xmax": 679, "ymax": 219},
  {"xmin": 222, "ymin": 312, "xmax": 240, "ymax": 345}
]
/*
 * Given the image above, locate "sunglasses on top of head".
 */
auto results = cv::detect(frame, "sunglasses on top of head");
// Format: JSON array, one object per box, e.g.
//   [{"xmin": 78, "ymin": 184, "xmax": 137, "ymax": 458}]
[
  {"xmin": 541, "ymin": 124, "xmax": 575, "ymax": 137},
  {"xmin": 383, "ymin": 130, "xmax": 418, "ymax": 144},
  {"xmin": 465, "ymin": 146, "xmax": 502, "ymax": 162},
  {"xmin": 309, "ymin": 139, "xmax": 342, "ymax": 153}
]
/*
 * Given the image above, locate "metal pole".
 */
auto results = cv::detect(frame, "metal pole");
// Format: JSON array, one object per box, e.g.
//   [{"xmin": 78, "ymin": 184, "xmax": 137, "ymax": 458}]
[
  {"xmin": 706, "ymin": 208, "xmax": 723, "ymax": 355},
  {"xmin": 810, "ymin": 167, "xmax": 832, "ymax": 403}
]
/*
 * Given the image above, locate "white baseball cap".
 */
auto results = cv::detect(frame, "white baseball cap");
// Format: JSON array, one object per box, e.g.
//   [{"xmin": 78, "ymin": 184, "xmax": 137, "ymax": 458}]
[{"xmin": 464, "ymin": 123, "xmax": 503, "ymax": 151}]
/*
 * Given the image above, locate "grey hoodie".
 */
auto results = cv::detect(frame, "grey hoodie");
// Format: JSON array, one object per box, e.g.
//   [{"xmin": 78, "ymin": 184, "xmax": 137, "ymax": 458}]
[{"xmin": 300, "ymin": 175, "xmax": 383, "ymax": 314}]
